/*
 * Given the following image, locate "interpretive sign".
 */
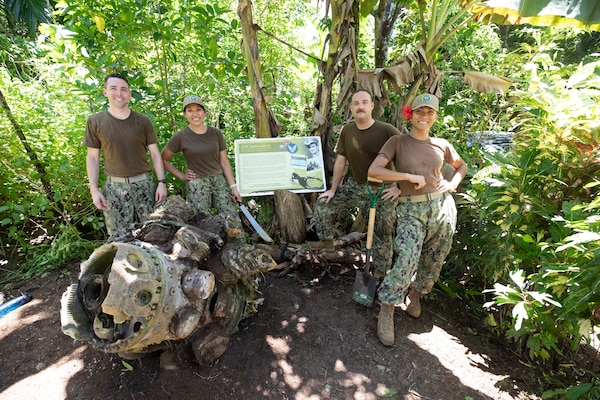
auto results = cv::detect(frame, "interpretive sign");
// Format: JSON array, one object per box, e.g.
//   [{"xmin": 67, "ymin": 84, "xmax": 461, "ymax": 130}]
[{"xmin": 234, "ymin": 136, "xmax": 326, "ymax": 196}]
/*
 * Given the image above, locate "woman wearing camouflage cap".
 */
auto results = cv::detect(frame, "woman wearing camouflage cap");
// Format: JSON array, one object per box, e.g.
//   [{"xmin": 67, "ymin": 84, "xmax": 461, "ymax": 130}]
[
  {"xmin": 368, "ymin": 93, "xmax": 468, "ymax": 346},
  {"xmin": 161, "ymin": 95, "xmax": 244, "ymax": 237}
]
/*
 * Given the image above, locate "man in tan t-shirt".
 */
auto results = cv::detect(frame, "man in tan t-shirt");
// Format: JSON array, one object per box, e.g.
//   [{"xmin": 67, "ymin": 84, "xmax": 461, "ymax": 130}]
[
  {"xmin": 312, "ymin": 89, "xmax": 402, "ymax": 277},
  {"xmin": 83, "ymin": 73, "xmax": 167, "ymax": 239}
]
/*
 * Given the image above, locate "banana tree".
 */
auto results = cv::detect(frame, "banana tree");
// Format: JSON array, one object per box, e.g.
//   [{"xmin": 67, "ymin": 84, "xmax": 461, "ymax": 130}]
[
  {"xmin": 335, "ymin": 0, "xmax": 511, "ymax": 125},
  {"xmin": 308, "ymin": 0, "xmax": 512, "ymax": 175},
  {"xmin": 311, "ymin": 0, "xmax": 359, "ymax": 172},
  {"xmin": 327, "ymin": 0, "xmax": 599, "ymax": 127}
]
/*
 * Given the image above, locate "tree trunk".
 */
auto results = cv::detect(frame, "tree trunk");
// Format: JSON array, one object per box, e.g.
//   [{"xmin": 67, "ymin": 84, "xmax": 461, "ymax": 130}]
[
  {"xmin": 237, "ymin": 0, "xmax": 282, "ymax": 138},
  {"xmin": 373, "ymin": 0, "xmax": 404, "ymax": 68},
  {"xmin": 274, "ymin": 190, "xmax": 306, "ymax": 244}
]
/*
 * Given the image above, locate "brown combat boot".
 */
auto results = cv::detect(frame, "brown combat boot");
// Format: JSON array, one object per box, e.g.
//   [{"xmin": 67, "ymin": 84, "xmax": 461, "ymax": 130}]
[
  {"xmin": 405, "ymin": 288, "xmax": 422, "ymax": 318},
  {"xmin": 377, "ymin": 303, "xmax": 395, "ymax": 346}
]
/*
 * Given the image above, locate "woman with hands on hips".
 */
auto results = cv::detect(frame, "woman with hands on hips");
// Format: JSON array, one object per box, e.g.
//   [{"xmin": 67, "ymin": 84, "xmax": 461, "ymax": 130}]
[
  {"xmin": 368, "ymin": 93, "xmax": 467, "ymax": 347},
  {"xmin": 161, "ymin": 95, "xmax": 244, "ymax": 237}
]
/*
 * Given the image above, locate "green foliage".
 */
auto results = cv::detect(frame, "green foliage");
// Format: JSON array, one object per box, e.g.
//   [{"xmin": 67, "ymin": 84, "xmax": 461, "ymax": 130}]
[
  {"xmin": 1, "ymin": 0, "xmax": 320, "ymax": 282},
  {"xmin": 0, "ymin": 32, "xmax": 41, "ymax": 79},
  {"xmin": 43, "ymin": 0, "xmax": 317, "ymax": 143},
  {"xmin": 542, "ymin": 373, "xmax": 600, "ymax": 400},
  {"xmin": 474, "ymin": 0, "xmax": 600, "ymax": 31},
  {"xmin": 470, "ymin": 53, "xmax": 600, "ymax": 368},
  {"xmin": 0, "ymin": 67, "xmax": 104, "ymax": 276},
  {"xmin": 1, "ymin": 0, "xmax": 53, "ymax": 37},
  {"xmin": 1, "ymin": 3, "xmax": 600, "ymax": 398}
]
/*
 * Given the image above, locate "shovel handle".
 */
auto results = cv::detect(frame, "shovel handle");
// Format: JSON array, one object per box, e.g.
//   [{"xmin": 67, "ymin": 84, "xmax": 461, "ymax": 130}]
[
  {"xmin": 366, "ymin": 207, "xmax": 376, "ymax": 250},
  {"xmin": 364, "ymin": 204, "xmax": 377, "ymax": 271},
  {"xmin": 365, "ymin": 177, "xmax": 384, "ymax": 270}
]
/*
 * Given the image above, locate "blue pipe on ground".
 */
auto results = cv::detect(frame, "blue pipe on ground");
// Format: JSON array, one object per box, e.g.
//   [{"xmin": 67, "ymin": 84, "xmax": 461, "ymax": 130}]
[{"xmin": 0, "ymin": 293, "xmax": 33, "ymax": 318}]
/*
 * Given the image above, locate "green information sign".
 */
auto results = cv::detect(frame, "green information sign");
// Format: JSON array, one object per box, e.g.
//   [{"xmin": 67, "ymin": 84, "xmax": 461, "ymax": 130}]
[{"xmin": 234, "ymin": 137, "xmax": 326, "ymax": 196}]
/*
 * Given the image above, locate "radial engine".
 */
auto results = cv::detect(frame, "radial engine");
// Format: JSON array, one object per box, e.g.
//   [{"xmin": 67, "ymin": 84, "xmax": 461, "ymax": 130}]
[{"xmin": 60, "ymin": 196, "xmax": 276, "ymax": 364}]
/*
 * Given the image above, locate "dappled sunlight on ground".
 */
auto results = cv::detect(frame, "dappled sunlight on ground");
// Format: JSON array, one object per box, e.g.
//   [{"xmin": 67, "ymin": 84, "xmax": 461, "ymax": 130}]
[
  {"xmin": 0, "ymin": 299, "xmax": 47, "ymax": 340},
  {"xmin": 258, "ymin": 303, "xmax": 425, "ymax": 400},
  {"xmin": 261, "ymin": 314, "xmax": 400, "ymax": 399},
  {"xmin": 0, "ymin": 347, "xmax": 85, "ymax": 400},
  {"xmin": 0, "ymin": 263, "xmax": 556, "ymax": 399},
  {"xmin": 266, "ymin": 334, "xmax": 303, "ymax": 390},
  {"xmin": 408, "ymin": 325, "xmax": 512, "ymax": 398}
]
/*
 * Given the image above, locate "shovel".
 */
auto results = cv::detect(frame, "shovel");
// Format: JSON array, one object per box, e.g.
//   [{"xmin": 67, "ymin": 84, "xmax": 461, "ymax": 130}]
[{"xmin": 353, "ymin": 178, "xmax": 385, "ymax": 307}]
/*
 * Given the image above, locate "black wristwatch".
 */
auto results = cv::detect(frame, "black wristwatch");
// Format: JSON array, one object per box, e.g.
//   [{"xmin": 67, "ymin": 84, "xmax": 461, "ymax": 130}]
[{"xmin": 157, "ymin": 179, "xmax": 167, "ymax": 184}]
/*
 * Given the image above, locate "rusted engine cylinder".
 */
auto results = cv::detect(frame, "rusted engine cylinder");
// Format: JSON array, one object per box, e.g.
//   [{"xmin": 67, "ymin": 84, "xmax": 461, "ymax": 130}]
[{"xmin": 61, "ymin": 240, "xmax": 217, "ymax": 355}]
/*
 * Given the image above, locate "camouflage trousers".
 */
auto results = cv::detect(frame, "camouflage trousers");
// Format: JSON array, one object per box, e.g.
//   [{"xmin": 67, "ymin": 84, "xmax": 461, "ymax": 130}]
[
  {"xmin": 187, "ymin": 175, "xmax": 243, "ymax": 231},
  {"xmin": 377, "ymin": 193, "xmax": 457, "ymax": 305},
  {"xmin": 103, "ymin": 177, "xmax": 156, "ymax": 239},
  {"xmin": 312, "ymin": 178, "xmax": 398, "ymax": 275}
]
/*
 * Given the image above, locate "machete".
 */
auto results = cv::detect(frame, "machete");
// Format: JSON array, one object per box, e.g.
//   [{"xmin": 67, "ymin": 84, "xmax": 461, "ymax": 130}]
[{"xmin": 238, "ymin": 201, "xmax": 273, "ymax": 242}]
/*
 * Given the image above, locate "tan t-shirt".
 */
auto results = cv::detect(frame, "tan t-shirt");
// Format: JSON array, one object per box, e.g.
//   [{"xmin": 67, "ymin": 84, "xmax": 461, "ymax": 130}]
[
  {"xmin": 165, "ymin": 126, "xmax": 226, "ymax": 177},
  {"xmin": 378, "ymin": 134, "xmax": 462, "ymax": 196},
  {"xmin": 334, "ymin": 120, "xmax": 400, "ymax": 185},
  {"xmin": 83, "ymin": 110, "xmax": 157, "ymax": 177}
]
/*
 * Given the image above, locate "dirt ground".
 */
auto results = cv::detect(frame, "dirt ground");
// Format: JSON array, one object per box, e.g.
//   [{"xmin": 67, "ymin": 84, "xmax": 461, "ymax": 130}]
[{"xmin": 1, "ymin": 257, "xmax": 570, "ymax": 400}]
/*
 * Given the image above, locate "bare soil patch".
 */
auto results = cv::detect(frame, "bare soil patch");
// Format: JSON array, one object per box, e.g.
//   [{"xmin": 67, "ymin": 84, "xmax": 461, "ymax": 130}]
[{"xmin": 0, "ymin": 261, "xmax": 577, "ymax": 400}]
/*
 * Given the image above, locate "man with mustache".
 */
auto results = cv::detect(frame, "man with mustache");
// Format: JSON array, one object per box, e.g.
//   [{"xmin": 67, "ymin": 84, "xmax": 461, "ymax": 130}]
[{"xmin": 313, "ymin": 89, "xmax": 419, "ymax": 279}]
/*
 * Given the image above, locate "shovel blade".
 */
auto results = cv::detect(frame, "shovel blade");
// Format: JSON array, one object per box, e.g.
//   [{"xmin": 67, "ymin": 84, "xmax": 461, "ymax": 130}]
[{"xmin": 352, "ymin": 270, "xmax": 377, "ymax": 307}]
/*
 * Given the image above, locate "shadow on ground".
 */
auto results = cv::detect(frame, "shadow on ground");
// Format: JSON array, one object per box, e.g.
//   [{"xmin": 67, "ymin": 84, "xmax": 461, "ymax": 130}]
[{"xmin": 0, "ymin": 263, "xmax": 550, "ymax": 399}]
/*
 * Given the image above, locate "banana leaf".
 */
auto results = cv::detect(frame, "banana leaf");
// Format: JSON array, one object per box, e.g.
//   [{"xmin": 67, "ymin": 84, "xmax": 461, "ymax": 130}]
[{"xmin": 468, "ymin": 0, "xmax": 600, "ymax": 31}]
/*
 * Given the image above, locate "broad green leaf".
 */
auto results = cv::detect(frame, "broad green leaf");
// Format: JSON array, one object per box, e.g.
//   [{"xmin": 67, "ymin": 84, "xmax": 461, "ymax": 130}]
[
  {"xmin": 513, "ymin": 302, "xmax": 528, "ymax": 331},
  {"xmin": 509, "ymin": 269, "xmax": 526, "ymax": 289},
  {"xmin": 360, "ymin": 0, "xmax": 379, "ymax": 18},
  {"xmin": 556, "ymin": 231, "xmax": 600, "ymax": 252},
  {"xmin": 468, "ymin": 0, "xmax": 600, "ymax": 31},
  {"xmin": 578, "ymin": 319, "xmax": 591, "ymax": 340},
  {"xmin": 519, "ymin": 234, "xmax": 535, "ymax": 243},
  {"xmin": 564, "ymin": 382, "xmax": 593, "ymax": 400}
]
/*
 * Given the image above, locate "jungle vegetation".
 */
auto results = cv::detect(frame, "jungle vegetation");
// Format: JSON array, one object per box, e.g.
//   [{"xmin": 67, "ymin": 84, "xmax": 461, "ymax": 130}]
[{"xmin": 1, "ymin": 1, "xmax": 600, "ymax": 397}]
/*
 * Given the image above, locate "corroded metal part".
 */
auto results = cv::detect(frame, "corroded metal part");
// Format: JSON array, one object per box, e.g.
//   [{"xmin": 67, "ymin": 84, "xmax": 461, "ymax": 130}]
[
  {"xmin": 149, "ymin": 194, "xmax": 197, "ymax": 223},
  {"xmin": 60, "ymin": 200, "xmax": 277, "ymax": 366},
  {"xmin": 80, "ymin": 274, "xmax": 108, "ymax": 312},
  {"xmin": 182, "ymin": 270, "xmax": 215, "ymax": 301},
  {"xmin": 171, "ymin": 227, "xmax": 212, "ymax": 262},
  {"xmin": 170, "ymin": 306, "xmax": 202, "ymax": 339},
  {"xmin": 192, "ymin": 324, "xmax": 231, "ymax": 366}
]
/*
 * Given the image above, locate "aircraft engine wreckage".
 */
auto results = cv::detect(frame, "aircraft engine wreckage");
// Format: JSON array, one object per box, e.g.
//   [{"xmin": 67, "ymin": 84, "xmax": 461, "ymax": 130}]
[{"xmin": 60, "ymin": 195, "xmax": 277, "ymax": 365}]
